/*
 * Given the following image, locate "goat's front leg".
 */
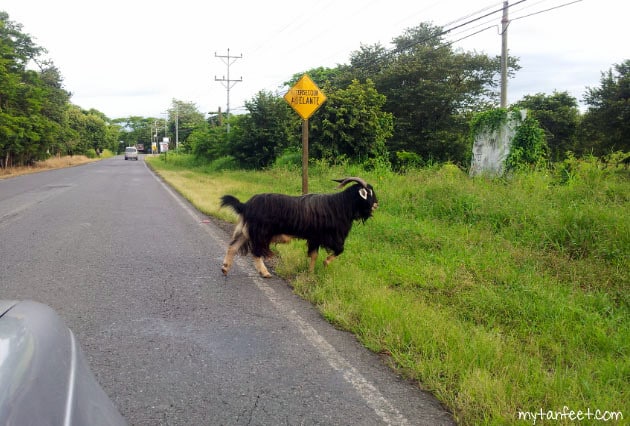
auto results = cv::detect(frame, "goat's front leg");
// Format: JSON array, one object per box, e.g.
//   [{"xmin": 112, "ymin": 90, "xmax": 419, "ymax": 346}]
[
  {"xmin": 324, "ymin": 248, "xmax": 343, "ymax": 268},
  {"xmin": 323, "ymin": 254, "xmax": 336, "ymax": 267},
  {"xmin": 253, "ymin": 256, "xmax": 272, "ymax": 278}
]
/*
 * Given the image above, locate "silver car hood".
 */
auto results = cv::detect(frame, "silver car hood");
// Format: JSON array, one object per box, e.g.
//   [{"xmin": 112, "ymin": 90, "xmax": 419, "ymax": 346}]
[{"xmin": 0, "ymin": 300, "xmax": 126, "ymax": 425}]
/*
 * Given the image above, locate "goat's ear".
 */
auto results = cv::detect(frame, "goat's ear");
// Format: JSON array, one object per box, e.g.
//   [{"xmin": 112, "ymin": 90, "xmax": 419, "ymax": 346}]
[{"xmin": 359, "ymin": 188, "xmax": 368, "ymax": 200}]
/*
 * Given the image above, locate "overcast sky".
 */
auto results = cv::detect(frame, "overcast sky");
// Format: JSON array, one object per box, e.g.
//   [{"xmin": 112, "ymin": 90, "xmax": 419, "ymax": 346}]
[{"xmin": 2, "ymin": 0, "xmax": 627, "ymax": 119}]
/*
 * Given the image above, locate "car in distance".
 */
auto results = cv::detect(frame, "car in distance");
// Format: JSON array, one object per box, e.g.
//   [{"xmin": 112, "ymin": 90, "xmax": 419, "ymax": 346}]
[
  {"xmin": 124, "ymin": 146, "xmax": 138, "ymax": 161},
  {"xmin": 0, "ymin": 300, "xmax": 126, "ymax": 425}
]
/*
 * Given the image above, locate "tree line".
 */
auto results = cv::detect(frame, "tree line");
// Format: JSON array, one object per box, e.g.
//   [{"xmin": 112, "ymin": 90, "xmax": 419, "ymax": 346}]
[
  {"xmin": 184, "ymin": 23, "xmax": 630, "ymax": 170},
  {"xmin": 2, "ymin": 11, "xmax": 628, "ymax": 170},
  {"xmin": 1, "ymin": 11, "xmax": 120, "ymax": 167}
]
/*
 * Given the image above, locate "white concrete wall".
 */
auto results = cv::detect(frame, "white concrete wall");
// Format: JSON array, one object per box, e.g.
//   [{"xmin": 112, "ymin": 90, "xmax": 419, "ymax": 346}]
[{"xmin": 470, "ymin": 110, "xmax": 526, "ymax": 176}]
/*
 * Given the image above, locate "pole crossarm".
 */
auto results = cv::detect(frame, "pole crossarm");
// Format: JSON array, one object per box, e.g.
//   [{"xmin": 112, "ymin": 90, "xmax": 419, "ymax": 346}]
[{"xmin": 214, "ymin": 48, "xmax": 243, "ymax": 132}]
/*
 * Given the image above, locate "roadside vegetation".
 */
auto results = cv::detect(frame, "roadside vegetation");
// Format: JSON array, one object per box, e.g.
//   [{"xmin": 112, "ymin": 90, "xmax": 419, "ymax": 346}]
[
  {"xmin": 147, "ymin": 153, "xmax": 628, "ymax": 425},
  {"xmin": 0, "ymin": 150, "xmax": 113, "ymax": 179}
]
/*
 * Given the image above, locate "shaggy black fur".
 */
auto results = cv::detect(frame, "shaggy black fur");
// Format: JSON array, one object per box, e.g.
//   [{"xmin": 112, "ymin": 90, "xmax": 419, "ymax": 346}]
[{"xmin": 220, "ymin": 182, "xmax": 377, "ymax": 259}]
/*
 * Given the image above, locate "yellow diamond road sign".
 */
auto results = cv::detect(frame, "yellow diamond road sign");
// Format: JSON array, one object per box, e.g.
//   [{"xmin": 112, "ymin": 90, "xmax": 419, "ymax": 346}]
[{"xmin": 284, "ymin": 74, "xmax": 327, "ymax": 120}]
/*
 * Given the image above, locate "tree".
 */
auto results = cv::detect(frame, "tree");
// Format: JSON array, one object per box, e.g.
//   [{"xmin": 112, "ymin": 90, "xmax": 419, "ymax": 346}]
[
  {"xmin": 114, "ymin": 116, "xmax": 153, "ymax": 152},
  {"xmin": 189, "ymin": 121, "xmax": 228, "ymax": 161},
  {"xmin": 1, "ymin": 11, "xmax": 48, "ymax": 166},
  {"xmin": 34, "ymin": 62, "xmax": 72, "ymax": 156},
  {"xmin": 513, "ymin": 91, "xmax": 579, "ymax": 162},
  {"xmin": 166, "ymin": 99, "xmax": 205, "ymax": 149},
  {"xmin": 309, "ymin": 79, "xmax": 393, "ymax": 163},
  {"xmin": 1, "ymin": 11, "xmax": 120, "ymax": 164},
  {"xmin": 346, "ymin": 23, "xmax": 518, "ymax": 165},
  {"xmin": 226, "ymin": 90, "xmax": 295, "ymax": 169},
  {"xmin": 65, "ymin": 106, "xmax": 116, "ymax": 155},
  {"xmin": 580, "ymin": 60, "xmax": 630, "ymax": 155},
  {"xmin": 286, "ymin": 67, "xmax": 347, "ymax": 88}
]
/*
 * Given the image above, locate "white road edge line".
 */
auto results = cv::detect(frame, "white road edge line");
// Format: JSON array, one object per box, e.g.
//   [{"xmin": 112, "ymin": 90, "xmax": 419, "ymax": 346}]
[
  {"xmin": 250, "ymin": 275, "xmax": 409, "ymax": 426},
  {"xmin": 148, "ymin": 163, "xmax": 409, "ymax": 425}
]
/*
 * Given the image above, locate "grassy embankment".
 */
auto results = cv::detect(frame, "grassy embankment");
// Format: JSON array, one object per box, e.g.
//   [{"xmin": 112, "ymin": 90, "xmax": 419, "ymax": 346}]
[
  {"xmin": 0, "ymin": 150, "xmax": 115, "ymax": 179},
  {"xmin": 147, "ymin": 154, "xmax": 628, "ymax": 425}
]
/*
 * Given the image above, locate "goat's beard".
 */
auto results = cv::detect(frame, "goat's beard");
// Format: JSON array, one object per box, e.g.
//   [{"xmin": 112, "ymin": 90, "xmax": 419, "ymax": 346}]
[{"xmin": 357, "ymin": 205, "xmax": 376, "ymax": 222}]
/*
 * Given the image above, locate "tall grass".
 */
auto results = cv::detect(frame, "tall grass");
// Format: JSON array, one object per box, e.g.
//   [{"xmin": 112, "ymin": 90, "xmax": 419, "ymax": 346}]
[{"xmin": 148, "ymin": 154, "xmax": 629, "ymax": 425}]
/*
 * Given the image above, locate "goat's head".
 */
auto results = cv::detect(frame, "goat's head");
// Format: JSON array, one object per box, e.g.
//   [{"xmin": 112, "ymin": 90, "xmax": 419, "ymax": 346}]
[{"xmin": 333, "ymin": 177, "xmax": 378, "ymax": 221}]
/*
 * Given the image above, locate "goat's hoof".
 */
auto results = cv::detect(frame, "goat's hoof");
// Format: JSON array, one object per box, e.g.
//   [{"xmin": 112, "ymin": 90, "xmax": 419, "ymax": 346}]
[
  {"xmin": 260, "ymin": 271, "xmax": 272, "ymax": 278},
  {"xmin": 221, "ymin": 265, "xmax": 229, "ymax": 275}
]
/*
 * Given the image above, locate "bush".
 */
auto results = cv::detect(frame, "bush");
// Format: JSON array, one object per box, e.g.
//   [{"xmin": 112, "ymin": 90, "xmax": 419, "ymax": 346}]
[
  {"xmin": 206, "ymin": 156, "xmax": 239, "ymax": 172},
  {"xmin": 190, "ymin": 124, "xmax": 227, "ymax": 161},
  {"xmin": 273, "ymin": 148, "xmax": 302, "ymax": 169},
  {"xmin": 506, "ymin": 115, "xmax": 548, "ymax": 171},
  {"xmin": 394, "ymin": 150, "xmax": 423, "ymax": 172}
]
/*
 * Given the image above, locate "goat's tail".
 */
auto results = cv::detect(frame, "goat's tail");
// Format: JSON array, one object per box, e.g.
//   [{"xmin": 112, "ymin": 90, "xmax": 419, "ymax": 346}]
[{"xmin": 220, "ymin": 195, "xmax": 246, "ymax": 215}]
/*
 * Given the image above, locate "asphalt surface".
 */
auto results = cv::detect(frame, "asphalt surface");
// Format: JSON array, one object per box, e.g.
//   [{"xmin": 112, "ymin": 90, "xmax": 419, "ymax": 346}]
[{"xmin": 0, "ymin": 157, "xmax": 454, "ymax": 425}]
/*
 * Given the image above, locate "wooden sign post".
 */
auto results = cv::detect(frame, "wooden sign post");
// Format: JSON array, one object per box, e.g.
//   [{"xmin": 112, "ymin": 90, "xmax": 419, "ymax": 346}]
[{"xmin": 283, "ymin": 74, "xmax": 327, "ymax": 194}]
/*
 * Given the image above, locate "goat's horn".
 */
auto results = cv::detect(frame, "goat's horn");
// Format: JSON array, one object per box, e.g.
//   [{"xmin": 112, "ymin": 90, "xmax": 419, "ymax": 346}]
[{"xmin": 333, "ymin": 177, "xmax": 368, "ymax": 189}]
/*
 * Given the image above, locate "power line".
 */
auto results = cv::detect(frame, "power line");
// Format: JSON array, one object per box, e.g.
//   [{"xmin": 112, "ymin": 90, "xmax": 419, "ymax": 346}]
[
  {"xmin": 243, "ymin": 0, "xmax": 583, "ymax": 109},
  {"xmin": 511, "ymin": 0, "xmax": 583, "ymax": 21},
  {"xmin": 436, "ymin": 0, "xmax": 528, "ymax": 42},
  {"xmin": 350, "ymin": 0, "xmax": 582, "ymax": 74},
  {"xmin": 507, "ymin": 0, "xmax": 552, "ymax": 16},
  {"xmin": 444, "ymin": 25, "xmax": 498, "ymax": 48},
  {"xmin": 348, "ymin": 0, "xmax": 528, "ymax": 72},
  {"xmin": 442, "ymin": 1, "xmax": 503, "ymax": 29}
]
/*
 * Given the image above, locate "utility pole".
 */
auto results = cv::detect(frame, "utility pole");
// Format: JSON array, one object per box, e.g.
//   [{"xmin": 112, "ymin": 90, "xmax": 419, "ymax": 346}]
[
  {"xmin": 175, "ymin": 103, "xmax": 179, "ymax": 151},
  {"xmin": 500, "ymin": 1, "xmax": 509, "ymax": 108},
  {"xmin": 208, "ymin": 107, "xmax": 223, "ymax": 127},
  {"xmin": 214, "ymin": 49, "xmax": 242, "ymax": 132}
]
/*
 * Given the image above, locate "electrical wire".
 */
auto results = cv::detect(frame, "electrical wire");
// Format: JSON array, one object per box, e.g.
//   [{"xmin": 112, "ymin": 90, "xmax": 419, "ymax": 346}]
[
  {"xmin": 444, "ymin": 25, "xmax": 499, "ymax": 48},
  {"xmin": 511, "ymin": 0, "xmax": 583, "ymax": 21},
  {"xmin": 350, "ymin": 0, "xmax": 585, "ymax": 71},
  {"xmin": 348, "ymin": 1, "xmax": 527, "ymax": 71},
  {"xmin": 442, "ymin": 1, "xmax": 503, "ymax": 30},
  {"xmin": 244, "ymin": 0, "xmax": 584, "ymax": 105}
]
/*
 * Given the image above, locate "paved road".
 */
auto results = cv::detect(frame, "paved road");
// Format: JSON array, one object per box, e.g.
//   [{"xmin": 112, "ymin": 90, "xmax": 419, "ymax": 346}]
[{"xmin": 0, "ymin": 157, "xmax": 454, "ymax": 425}]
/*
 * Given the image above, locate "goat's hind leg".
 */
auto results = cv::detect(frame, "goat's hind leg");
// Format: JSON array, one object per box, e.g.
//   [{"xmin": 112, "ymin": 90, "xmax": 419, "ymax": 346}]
[{"xmin": 222, "ymin": 232, "xmax": 247, "ymax": 276}]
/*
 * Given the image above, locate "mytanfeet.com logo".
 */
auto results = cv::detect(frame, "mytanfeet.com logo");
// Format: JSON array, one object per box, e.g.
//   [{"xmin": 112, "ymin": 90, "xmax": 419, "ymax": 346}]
[{"xmin": 518, "ymin": 407, "xmax": 623, "ymax": 424}]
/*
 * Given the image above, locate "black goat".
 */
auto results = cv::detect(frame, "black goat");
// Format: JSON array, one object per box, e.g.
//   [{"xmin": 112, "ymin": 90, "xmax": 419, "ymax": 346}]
[{"xmin": 220, "ymin": 177, "xmax": 378, "ymax": 278}]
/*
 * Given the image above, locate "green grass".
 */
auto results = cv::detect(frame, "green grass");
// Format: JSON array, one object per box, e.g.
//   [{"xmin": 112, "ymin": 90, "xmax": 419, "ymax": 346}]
[{"xmin": 147, "ymin": 154, "xmax": 629, "ymax": 425}]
